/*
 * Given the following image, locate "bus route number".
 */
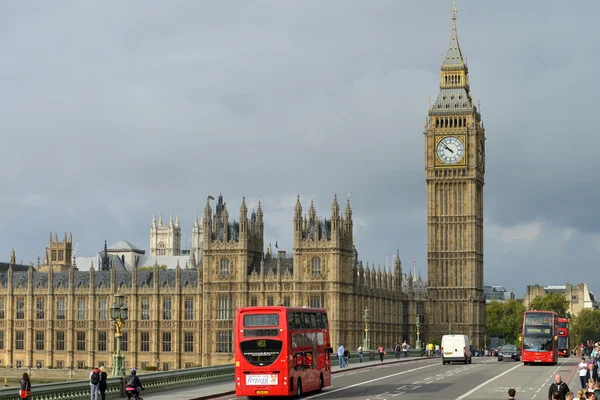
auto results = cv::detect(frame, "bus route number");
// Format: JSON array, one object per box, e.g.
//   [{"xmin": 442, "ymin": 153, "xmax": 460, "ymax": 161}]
[{"xmin": 257, "ymin": 340, "xmax": 266, "ymax": 348}]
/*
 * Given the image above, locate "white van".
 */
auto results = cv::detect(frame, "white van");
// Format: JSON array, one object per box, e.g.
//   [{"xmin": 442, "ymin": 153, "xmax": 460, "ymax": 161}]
[{"xmin": 441, "ymin": 334, "xmax": 472, "ymax": 364}]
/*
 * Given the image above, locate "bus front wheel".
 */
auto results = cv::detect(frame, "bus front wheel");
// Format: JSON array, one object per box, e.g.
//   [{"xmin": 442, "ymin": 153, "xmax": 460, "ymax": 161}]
[{"xmin": 297, "ymin": 379, "xmax": 302, "ymax": 398}]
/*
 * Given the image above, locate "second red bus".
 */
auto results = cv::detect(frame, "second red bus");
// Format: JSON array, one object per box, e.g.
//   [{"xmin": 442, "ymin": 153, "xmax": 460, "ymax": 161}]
[{"xmin": 557, "ymin": 317, "xmax": 569, "ymax": 357}]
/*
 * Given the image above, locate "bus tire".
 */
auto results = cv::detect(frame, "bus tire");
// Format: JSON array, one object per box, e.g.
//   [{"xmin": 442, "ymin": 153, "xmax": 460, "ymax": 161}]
[
  {"xmin": 319, "ymin": 374, "xmax": 324, "ymax": 392},
  {"xmin": 297, "ymin": 379, "xmax": 302, "ymax": 398}
]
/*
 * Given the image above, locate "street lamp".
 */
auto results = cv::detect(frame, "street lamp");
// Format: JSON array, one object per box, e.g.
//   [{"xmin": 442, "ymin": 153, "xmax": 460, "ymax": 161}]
[
  {"xmin": 363, "ymin": 306, "xmax": 370, "ymax": 351},
  {"xmin": 415, "ymin": 316, "xmax": 421, "ymax": 350},
  {"xmin": 110, "ymin": 291, "xmax": 129, "ymax": 376}
]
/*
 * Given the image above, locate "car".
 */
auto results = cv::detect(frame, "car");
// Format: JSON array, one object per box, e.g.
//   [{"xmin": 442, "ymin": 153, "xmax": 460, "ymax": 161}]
[{"xmin": 498, "ymin": 344, "xmax": 521, "ymax": 362}]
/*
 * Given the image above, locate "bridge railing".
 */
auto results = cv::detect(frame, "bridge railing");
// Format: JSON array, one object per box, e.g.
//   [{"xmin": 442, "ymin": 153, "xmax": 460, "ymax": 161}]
[{"xmin": 0, "ymin": 350, "xmax": 423, "ymax": 399}]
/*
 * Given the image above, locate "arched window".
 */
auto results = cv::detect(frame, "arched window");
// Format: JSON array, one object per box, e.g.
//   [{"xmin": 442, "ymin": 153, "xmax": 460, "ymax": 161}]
[
  {"xmin": 220, "ymin": 259, "xmax": 231, "ymax": 276},
  {"xmin": 157, "ymin": 242, "xmax": 166, "ymax": 256},
  {"xmin": 311, "ymin": 257, "xmax": 322, "ymax": 276}
]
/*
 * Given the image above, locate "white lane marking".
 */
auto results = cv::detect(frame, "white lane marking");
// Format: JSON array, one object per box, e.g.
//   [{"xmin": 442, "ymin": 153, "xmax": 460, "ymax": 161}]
[
  {"xmin": 393, "ymin": 392, "xmax": 405, "ymax": 397},
  {"xmin": 310, "ymin": 363, "xmax": 438, "ymax": 398},
  {"xmin": 455, "ymin": 362, "xmax": 522, "ymax": 400},
  {"xmin": 411, "ymin": 385, "xmax": 422, "ymax": 390},
  {"xmin": 396, "ymin": 385, "xmax": 407, "ymax": 390},
  {"xmin": 377, "ymin": 392, "xmax": 390, "ymax": 396}
]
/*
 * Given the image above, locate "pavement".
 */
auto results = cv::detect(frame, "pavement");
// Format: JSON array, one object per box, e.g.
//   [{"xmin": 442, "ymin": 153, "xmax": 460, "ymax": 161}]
[
  {"xmin": 142, "ymin": 354, "xmax": 427, "ymax": 400},
  {"xmin": 209, "ymin": 355, "xmax": 581, "ymax": 400}
]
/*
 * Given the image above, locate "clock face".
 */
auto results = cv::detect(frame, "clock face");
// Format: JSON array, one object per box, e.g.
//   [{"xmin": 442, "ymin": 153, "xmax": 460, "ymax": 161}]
[{"xmin": 436, "ymin": 136, "xmax": 465, "ymax": 165}]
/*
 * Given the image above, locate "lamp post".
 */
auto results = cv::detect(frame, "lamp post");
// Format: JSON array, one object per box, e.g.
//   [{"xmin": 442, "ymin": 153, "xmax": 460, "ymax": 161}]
[
  {"xmin": 110, "ymin": 292, "xmax": 129, "ymax": 376},
  {"xmin": 363, "ymin": 306, "xmax": 370, "ymax": 351},
  {"xmin": 415, "ymin": 317, "xmax": 422, "ymax": 350}
]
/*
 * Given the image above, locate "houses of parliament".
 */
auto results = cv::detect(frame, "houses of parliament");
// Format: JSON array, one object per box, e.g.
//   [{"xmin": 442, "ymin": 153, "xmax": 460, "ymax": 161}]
[{"xmin": 0, "ymin": 4, "xmax": 485, "ymax": 371}]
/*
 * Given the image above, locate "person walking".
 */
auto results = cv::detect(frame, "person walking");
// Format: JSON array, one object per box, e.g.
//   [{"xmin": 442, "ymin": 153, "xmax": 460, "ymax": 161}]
[
  {"xmin": 549, "ymin": 374, "xmax": 571, "ymax": 400},
  {"xmin": 357, "ymin": 345, "xmax": 364, "ymax": 363},
  {"xmin": 378, "ymin": 345, "xmax": 385, "ymax": 362},
  {"xmin": 580, "ymin": 358, "xmax": 590, "ymax": 389},
  {"xmin": 337, "ymin": 344, "xmax": 345, "ymax": 368},
  {"xmin": 343, "ymin": 348, "xmax": 350, "ymax": 368},
  {"xmin": 19, "ymin": 373, "xmax": 32, "ymax": 399},
  {"xmin": 508, "ymin": 388, "xmax": 517, "ymax": 400},
  {"xmin": 98, "ymin": 366, "xmax": 108, "ymax": 400},
  {"xmin": 89, "ymin": 366, "xmax": 101, "ymax": 400}
]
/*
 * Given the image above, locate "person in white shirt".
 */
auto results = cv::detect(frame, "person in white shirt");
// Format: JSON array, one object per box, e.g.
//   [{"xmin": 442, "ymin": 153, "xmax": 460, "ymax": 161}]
[{"xmin": 579, "ymin": 357, "xmax": 589, "ymax": 389}]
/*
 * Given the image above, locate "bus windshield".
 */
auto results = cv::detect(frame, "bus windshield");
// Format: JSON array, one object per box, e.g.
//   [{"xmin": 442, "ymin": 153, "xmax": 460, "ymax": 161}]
[
  {"xmin": 524, "ymin": 337, "xmax": 553, "ymax": 352},
  {"xmin": 558, "ymin": 336, "xmax": 568, "ymax": 349}
]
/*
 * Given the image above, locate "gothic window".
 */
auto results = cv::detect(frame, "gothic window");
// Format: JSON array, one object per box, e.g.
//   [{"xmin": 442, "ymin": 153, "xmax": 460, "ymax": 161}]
[
  {"xmin": 35, "ymin": 331, "xmax": 44, "ymax": 350},
  {"xmin": 36, "ymin": 299, "xmax": 44, "ymax": 320},
  {"xmin": 141, "ymin": 298, "xmax": 150, "ymax": 320},
  {"xmin": 216, "ymin": 330, "xmax": 232, "ymax": 353},
  {"xmin": 77, "ymin": 299, "xmax": 86, "ymax": 320},
  {"xmin": 98, "ymin": 298, "xmax": 107, "ymax": 320},
  {"xmin": 311, "ymin": 257, "xmax": 322, "ymax": 276},
  {"xmin": 58, "ymin": 250, "xmax": 64, "ymax": 261},
  {"xmin": 162, "ymin": 332, "xmax": 172, "ymax": 352},
  {"xmin": 55, "ymin": 331, "xmax": 65, "ymax": 350},
  {"xmin": 250, "ymin": 296, "xmax": 257, "ymax": 306},
  {"xmin": 51, "ymin": 250, "xmax": 57, "ymax": 261},
  {"xmin": 217, "ymin": 295, "xmax": 231, "ymax": 320},
  {"xmin": 0, "ymin": 331, "xmax": 4, "ymax": 350},
  {"xmin": 122, "ymin": 332, "xmax": 128, "ymax": 351},
  {"xmin": 140, "ymin": 331, "xmax": 150, "ymax": 352},
  {"xmin": 163, "ymin": 298, "xmax": 172, "ymax": 320},
  {"xmin": 184, "ymin": 298, "xmax": 194, "ymax": 320},
  {"xmin": 184, "ymin": 332, "xmax": 194, "ymax": 352},
  {"xmin": 76, "ymin": 331, "xmax": 86, "ymax": 351},
  {"xmin": 0, "ymin": 299, "xmax": 4, "ymax": 319},
  {"xmin": 157, "ymin": 242, "xmax": 166, "ymax": 256},
  {"xmin": 98, "ymin": 331, "xmax": 107, "ymax": 351},
  {"xmin": 309, "ymin": 295, "xmax": 323, "ymax": 309},
  {"xmin": 220, "ymin": 259, "xmax": 231, "ymax": 276},
  {"xmin": 16, "ymin": 298, "xmax": 24, "ymax": 320},
  {"xmin": 15, "ymin": 331, "xmax": 24, "ymax": 350},
  {"xmin": 284, "ymin": 296, "xmax": 291, "ymax": 307},
  {"xmin": 267, "ymin": 296, "xmax": 274, "ymax": 306}
]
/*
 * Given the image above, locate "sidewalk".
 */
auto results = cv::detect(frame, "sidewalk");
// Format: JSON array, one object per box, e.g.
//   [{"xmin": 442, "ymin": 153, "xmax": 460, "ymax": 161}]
[{"xmin": 143, "ymin": 355, "xmax": 428, "ymax": 400}]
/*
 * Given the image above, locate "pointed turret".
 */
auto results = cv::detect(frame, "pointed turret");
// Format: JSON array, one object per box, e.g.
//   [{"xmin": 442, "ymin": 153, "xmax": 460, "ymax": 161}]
[
  {"xmin": 193, "ymin": 209, "xmax": 199, "ymax": 228},
  {"xmin": 441, "ymin": 2, "xmax": 465, "ymax": 69},
  {"xmin": 175, "ymin": 213, "xmax": 180, "ymax": 228},
  {"xmin": 152, "ymin": 212, "xmax": 157, "ymax": 227},
  {"xmin": 294, "ymin": 194, "xmax": 302, "ymax": 218},
  {"xmin": 308, "ymin": 198, "xmax": 316, "ymax": 220},
  {"xmin": 240, "ymin": 197, "xmax": 248, "ymax": 219},
  {"xmin": 169, "ymin": 211, "xmax": 173, "ymax": 227},
  {"xmin": 69, "ymin": 232, "xmax": 72, "ymax": 243},
  {"xmin": 331, "ymin": 193, "xmax": 340, "ymax": 217},
  {"xmin": 9, "ymin": 249, "xmax": 15, "ymax": 264},
  {"xmin": 159, "ymin": 213, "xmax": 163, "ymax": 226}
]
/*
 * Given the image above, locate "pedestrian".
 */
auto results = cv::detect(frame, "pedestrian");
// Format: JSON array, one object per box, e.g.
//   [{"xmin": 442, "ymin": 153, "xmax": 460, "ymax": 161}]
[
  {"xmin": 125, "ymin": 368, "xmax": 144, "ymax": 400},
  {"xmin": 89, "ymin": 366, "xmax": 101, "ymax": 400},
  {"xmin": 395, "ymin": 342, "xmax": 401, "ymax": 359},
  {"xmin": 19, "ymin": 373, "xmax": 32, "ymax": 399},
  {"xmin": 580, "ymin": 358, "xmax": 590, "ymax": 389},
  {"xmin": 566, "ymin": 392, "xmax": 574, "ymax": 400},
  {"xmin": 98, "ymin": 366, "xmax": 108, "ymax": 400},
  {"xmin": 508, "ymin": 388, "xmax": 517, "ymax": 400},
  {"xmin": 549, "ymin": 374, "xmax": 571, "ymax": 400},
  {"xmin": 337, "ymin": 344, "xmax": 345, "ymax": 368},
  {"xmin": 578, "ymin": 389, "xmax": 587, "ymax": 400},
  {"xmin": 378, "ymin": 345, "xmax": 385, "ymax": 362},
  {"xmin": 357, "ymin": 345, "xmax": 364, "ymax": 363},
  {"xmin": 343, "ymin": 348, "xmax": 350, "ymax": 367}
]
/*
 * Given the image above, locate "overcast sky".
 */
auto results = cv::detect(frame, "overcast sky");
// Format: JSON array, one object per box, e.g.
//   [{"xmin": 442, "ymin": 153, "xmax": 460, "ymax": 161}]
[{"xmin": 1, "ymin": 1, "xmax": 597, "ymax": 297}]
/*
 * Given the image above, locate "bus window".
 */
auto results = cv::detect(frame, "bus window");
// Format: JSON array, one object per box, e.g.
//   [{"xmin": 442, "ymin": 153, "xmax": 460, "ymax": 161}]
[
  {"xmin": 310, "ymin": 313, "xmax": 317, "ymax": 328},
  {"xmin": 303, "ymin": 313, "xmax": 311, "ymax": 328},
  {"xmin": 321, "ymin": 313, "xmax": 329, "ymax": 328},
  {"xmin": 294, "ymin": 312, "xmax": 302, "ymax": 329}
]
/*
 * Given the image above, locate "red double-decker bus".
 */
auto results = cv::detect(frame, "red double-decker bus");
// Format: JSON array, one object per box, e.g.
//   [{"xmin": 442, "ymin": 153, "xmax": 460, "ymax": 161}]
[
  {"xmin": 522, "ymin": 310, "xmax": 558, "ymax": 365},
  {"xmin": 558, "ymin": 318, "xmax": 569, "ymax": 357},
  {"xmin": 235, "ymin": 306, "xmax": 333, "ymax": 398}
]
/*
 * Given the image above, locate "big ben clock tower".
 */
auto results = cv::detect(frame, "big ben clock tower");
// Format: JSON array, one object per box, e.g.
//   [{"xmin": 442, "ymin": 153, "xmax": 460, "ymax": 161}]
[{"xmin": 425, "ymin": 3, "xmax": 486, "ymax": 347}]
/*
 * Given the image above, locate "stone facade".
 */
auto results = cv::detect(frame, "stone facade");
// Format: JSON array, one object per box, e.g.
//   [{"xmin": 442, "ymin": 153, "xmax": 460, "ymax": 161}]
[
  {"xmin": 522, "ymin": 283, "xmax": 599, "ymax": 317},
  {"xmin": 424, "ymin": 5, "xmax": 486, "ymax": 346},
  {"xmin": 150, "ymin": 212, "xmax": 182, "ymax": 256},
  {"xmin": 38, "ymin": 233, "xmax": 73, "ymax": 273},
  {"xmin": 0, "ymin": 194, "xmax": 427, "ymax": 369}
]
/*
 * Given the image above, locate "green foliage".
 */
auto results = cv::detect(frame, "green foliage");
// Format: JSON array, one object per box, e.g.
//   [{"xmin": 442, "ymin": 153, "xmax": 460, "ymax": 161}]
[
  {"xmin": 571, "ymin": 309, "xmax": 600, "ymax": 347},
  {"xmin": 486, "ymin": 299, "xmax": 526, "ymax": 344},
  {"xmin": 141, "ymin": 366, "xmax": 158, "ymax": 371},
  {"xmin": 528, "ymin": 293, "xmax": 570, "ymax": 317},
  {"xmin": 137, "ymin": 264, "xmax": 168, "ymax": 271}
]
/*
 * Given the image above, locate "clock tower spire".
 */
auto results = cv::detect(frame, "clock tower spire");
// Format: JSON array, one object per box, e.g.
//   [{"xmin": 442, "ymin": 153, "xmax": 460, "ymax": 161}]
[{"xmin": 424, "ymin": 1, "xmax": 486, "ymax": 347}]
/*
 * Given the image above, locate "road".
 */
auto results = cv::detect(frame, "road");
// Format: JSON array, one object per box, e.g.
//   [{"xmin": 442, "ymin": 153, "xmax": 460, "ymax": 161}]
[{"xmin": 215, "ymin": 356, "xmax": 580, "ymax": 400}]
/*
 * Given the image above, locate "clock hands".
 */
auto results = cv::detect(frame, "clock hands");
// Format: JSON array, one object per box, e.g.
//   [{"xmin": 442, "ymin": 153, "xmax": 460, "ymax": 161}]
[{"xmin": 443, "ymin": 143, "xmax": 454, "ymax": 154}]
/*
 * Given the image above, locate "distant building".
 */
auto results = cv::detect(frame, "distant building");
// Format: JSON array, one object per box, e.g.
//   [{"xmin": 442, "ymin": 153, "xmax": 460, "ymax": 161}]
[
  {"xmin": 484, "ymin": 285, "xmax": 515, "ymax": 304},
  {"xmin": 522, "ymin": 283, "xmax": 598, "ymax": 317}
]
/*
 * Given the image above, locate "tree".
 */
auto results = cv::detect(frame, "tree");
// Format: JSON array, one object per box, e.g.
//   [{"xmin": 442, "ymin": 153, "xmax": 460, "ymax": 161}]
[
  {"xmin": 571, "ymin": 309, "xmax": 600, "ymax": 347},
  {"xmin": 528, "ymin": 293, "xmax": 570, "ymax": 317},
  {"xmin": 485, "ymin": 299, "xmax": 526, "ymax": 344}
]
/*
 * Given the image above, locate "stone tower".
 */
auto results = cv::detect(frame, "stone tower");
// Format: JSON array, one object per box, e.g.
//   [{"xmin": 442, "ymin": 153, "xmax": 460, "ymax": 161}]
[
  {"xmin": 292, "ymin": 194, "xmax": 355, "ymax": 346},
  {"xmin": 40, "ymin": 232, "xmax": 73, "ymax": 272},
  {"xmin": 201, "ymin": 194, "xmax": 264, "ymax": 365},
  {"xmin": 150, "ymin": 211, "xmax": 182, "ymax": 256},
  {"xmin": 424, "ymin": 3, "xmax": 486, "ymax": 346},
  {"xmin": 191, "ymin": 209, "xmax": 204, "ymax": 265}
]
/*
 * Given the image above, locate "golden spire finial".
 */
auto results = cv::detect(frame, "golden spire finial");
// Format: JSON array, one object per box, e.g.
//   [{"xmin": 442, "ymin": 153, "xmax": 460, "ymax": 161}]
[
  {"xmin": 452, "ymin": 2, "xmax": 458, "ymax": 25},
  {"xmin": 428, "ymin": 96, "xmax": 432, "ymax": 109}
]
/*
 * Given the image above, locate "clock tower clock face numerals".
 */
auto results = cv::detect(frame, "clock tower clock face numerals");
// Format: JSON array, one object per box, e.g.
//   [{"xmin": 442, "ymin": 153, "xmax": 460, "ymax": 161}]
[{"xmin": 436, "ymin": 136, "xmax": 465, "ymax": 165}]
